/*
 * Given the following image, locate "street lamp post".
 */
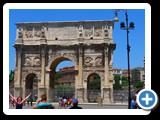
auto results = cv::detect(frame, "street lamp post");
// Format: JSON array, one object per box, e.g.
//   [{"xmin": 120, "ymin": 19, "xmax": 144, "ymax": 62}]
[{"xmin": 114, "ymin": 9, "xmax": 135, "ymax": 109}]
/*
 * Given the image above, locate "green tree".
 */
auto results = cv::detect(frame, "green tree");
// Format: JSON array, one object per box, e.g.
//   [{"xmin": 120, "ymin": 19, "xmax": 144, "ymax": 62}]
[
  {"xmin": 54, "ymin": 73, "xmax": 62, "ymax": 79},
  {"xmin": 133, "ymin": 81, "xmax": 144, "ymax": 88},
  {"xmin": 113, "ymin": 74, "xmax": 122, "ymax": 90},
  {"xmin": 9, "ymin": 70, "xmax": 14, "ymax": 83},
  {"xmin": 121, "ymin": 76, "xmax": 128, "ymax": 87},
  {"xmin": 54, "ymin": 73, "xmax": 62, "ymax": 85}
]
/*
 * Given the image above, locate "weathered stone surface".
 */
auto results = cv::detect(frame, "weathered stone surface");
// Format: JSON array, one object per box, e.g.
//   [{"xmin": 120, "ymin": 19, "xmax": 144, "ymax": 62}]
[{"xmin": 13, "ymin": 20, "xmax": 116, "ymax": 104}]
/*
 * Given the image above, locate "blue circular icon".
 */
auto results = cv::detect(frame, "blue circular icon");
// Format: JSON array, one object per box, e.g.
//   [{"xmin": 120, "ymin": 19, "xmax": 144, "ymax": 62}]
[{"xmin": 137, "ymin": 89, "xmax": 158, "ymax": 110}]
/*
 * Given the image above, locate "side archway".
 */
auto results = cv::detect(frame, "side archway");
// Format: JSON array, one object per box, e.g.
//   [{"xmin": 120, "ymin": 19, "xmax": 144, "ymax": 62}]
[
  {"xmin": 25, "ymin": 73, "xmax": 38, "ymax": 101},
  {"xmin": 87, "ymin": 73, "xmax": 101, "ymax": 103}
]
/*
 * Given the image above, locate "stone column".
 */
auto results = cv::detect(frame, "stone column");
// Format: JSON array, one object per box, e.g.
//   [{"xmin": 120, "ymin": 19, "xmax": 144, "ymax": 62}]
[
  {"xmin": 75, "ymin": 43, "xmax": 84, "ymax": 103},
  {"xmin": 108, "ymin": 46, "xmax": 115, "ymax": 103},
  {"xmin": 74, "ymin": 65, "xmax": 79, "ymax": 99},
  {"xmin": 103, "ymin": 44, "xmax": 110, "ymax": 104},
  {"xmin": 103, "ymin": 88, "xmax": 110, "ymax": 104},
  {"xmin": 45, "ymin": 71, "xmax": 52, "ymax": 102},
  {"xmin": 76, "ymin": 88, "xmax": 84, "ymax": 103},
  {"xmin": 83, "ymin": 80, "xmax": 88, "ymax": 103},
  {"xmin": 15, "ymin": 52, "xmax": 22, "ymax": 87},
  {"xmin": 78, "ymin": 45, "xmax": 83, "ymax": 87},
  {"xmin": 76, "ymin": 44, "xmax": 84, "ymax": 103},
  {"xmin": 38, "ymin": 45, "xmax": 46, "ymax": 98},
  {"xmin": 14, "ymin": 87, "xmax": 22, "ymax": 99},
  {"xmin": 104, "ymin": 45, "xmax": 109, "ymax": 86},
  {"xmin": 40, "ymin": 47, "xmax": 46, "ymax": 87},
  {"xmin": 37, "ymin": 79, "xmax": 41, "ymax": 99},
  {"xmin": 22, "ymin": 80, "xmax": 26, "ymax": 101},
  {"xmin": 38, "ymin": 88, "xmax": 46, "ymax": 99},
  {"xmin": 14, "ymin": 47, "xmax": 23, "ymax": 98},
  {"xmin": 110, "ymin": 83, "xmax": 114, "ymax": 103}
]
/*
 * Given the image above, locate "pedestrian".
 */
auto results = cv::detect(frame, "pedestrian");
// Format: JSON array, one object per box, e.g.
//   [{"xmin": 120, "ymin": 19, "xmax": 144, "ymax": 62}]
[
  {"xmin": 30, "ymin": 96, "xmax": 33, "ymax": 106},
  {"xmin": 58, "ymin": 96, "xmax": 62, "ymax": 109},
  {"xmin": 67, "ymin": 97, "xmax": 73, "ymax": 107},
  {"xmin": 9, "ymin": 92, "xmax": 31, "ymax": 109},
  {"xmin": 27, "ymin": 97, "xmax": 30, "ymax": 107},
  {"xmin": 10, "ymin": 97, "xmax": 15, "ymax": 107},
  {"xmin": 33, "ymin": 94, "xmax": 54, "ymax": 109},
  {"xmin": 34, "ymin": 94, "xmax": 38, "ymax": 102},
  {"xmin": 130, "ymin": 96, "xmax": 137, "ymax": 109},
  {"xmin": 69, "ymin": 98, "xmax": 82, "ymax": 109}
]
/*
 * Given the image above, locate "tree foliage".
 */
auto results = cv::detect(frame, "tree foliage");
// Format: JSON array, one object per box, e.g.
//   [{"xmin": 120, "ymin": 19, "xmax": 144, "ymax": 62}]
[
  {"xmin": 9, "ymin": 70, "xmax": 14, "ymax": 83},
  {"xmin": 54, "ymin": 73, "xmax": 62, "ymax": 79},
  {"xmin": 113, "ymin": 74, "xmax": 122, "ymax": 90},
  {"xmin": 54, "ymin": 73, "xmax": 62, "ymax": 85},
  {"xmin": 121, "ymin": 76, "xmax": 128, "ymax": 87},
  {"xmin": 133, "ymin": 81, "xmax": 144, "ymax": 88}
]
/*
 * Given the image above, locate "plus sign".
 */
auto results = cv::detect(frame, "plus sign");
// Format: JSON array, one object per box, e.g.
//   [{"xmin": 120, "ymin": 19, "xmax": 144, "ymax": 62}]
[{"xmin": 142, "ymin": 93, "xmax": 153, "ymax": 105}]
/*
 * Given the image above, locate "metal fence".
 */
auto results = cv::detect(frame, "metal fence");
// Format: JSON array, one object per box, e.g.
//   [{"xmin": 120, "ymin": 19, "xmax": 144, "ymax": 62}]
[
  {"xmin": 9, "ymin": 88, "xmax": 135, "ymax": 103},
  {"xmin": 87, "ymin": 90, "xmax": 101, "ymax": 102}
]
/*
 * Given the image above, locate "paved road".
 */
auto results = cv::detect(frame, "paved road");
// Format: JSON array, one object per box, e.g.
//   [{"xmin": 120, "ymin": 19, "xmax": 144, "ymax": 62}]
[{"xmin": 9, "ymin": 103, "xmax": 128, "ymax": 109}]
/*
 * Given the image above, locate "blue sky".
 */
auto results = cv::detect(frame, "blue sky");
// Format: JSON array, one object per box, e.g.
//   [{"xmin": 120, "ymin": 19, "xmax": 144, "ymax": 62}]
[{"xmin": 9, "ymin": 9, "xmax": 145, "ymax": 72}]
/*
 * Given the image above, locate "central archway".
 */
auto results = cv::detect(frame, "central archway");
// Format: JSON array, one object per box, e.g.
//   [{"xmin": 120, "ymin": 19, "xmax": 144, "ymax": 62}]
[
  {"xmin": 49, "ymin": 57, "xmax": 77, "ymax": 102},
  {"xmin": 87, "ymin": 73, "xmax": 101, "ymax": 103}
]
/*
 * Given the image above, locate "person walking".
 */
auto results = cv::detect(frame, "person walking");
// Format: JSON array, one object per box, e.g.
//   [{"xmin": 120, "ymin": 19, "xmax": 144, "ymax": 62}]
[{"xmin": 130, "ymin": 96, "xmax": 137, "ymax": 109}]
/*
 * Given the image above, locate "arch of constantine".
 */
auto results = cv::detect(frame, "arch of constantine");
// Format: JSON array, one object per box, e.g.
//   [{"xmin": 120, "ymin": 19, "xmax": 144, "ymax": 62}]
[{"xmin": 13, "ymin": 20, "xmax": 116, "ymax": 104}]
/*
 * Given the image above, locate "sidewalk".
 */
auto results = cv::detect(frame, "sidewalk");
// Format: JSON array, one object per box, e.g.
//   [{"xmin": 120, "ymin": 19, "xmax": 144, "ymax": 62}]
[
  {"xmin": 51, "ymin": 102, "xmax": 128, "ymax": 105},
  {"xmin": 9, "ymin": 102, "xmax": 128, "ymax": 109}
]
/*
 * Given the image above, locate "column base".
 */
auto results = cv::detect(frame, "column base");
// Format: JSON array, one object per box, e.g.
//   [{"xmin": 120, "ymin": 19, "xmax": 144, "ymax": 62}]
[
  {"xmin": 46, "ymin": 88, "xmax": 54, "ymax": 102},
  {"xmin": 38, "ymin": 87, "xmax": 46, "ymax": 99},
  {"xmin": 83, "ymin": 89, "xmax": 88, "ymax": 103},
  {"xmin": 83, "ymin": 98, "xmax": 88, "ymax": 103},
  {"xmin": 75, "ymin": 88, "xmax": 84, "ymax": 103},
  {"xmin": 102, "ymin": 88, "xmax": 111, "ymax": 104}
]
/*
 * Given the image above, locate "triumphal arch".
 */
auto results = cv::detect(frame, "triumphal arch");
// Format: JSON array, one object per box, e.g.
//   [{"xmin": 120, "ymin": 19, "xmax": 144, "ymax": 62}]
[{"xmin": 13, "ymin": 20, "xmax": 116, "ymax": 104}]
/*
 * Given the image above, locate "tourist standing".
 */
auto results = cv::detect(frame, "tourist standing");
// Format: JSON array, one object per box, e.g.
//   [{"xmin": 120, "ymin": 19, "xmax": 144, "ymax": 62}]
[{"xmin": 9, "ymin": 92, "xmax": 31, "ymax": 109}]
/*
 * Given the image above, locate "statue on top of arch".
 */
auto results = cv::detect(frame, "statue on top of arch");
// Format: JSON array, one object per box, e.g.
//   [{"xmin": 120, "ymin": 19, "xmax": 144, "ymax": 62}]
[
  {"xmin": 18, "ymin": 27, "xmax": 23, "ymax": 38},
  {"xmin": 41, "ymin": 26, "xmax": 46, "ymax": 38}
]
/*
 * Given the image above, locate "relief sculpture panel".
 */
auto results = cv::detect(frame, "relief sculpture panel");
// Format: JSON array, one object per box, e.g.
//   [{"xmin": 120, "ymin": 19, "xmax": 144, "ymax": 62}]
[
  {"xmin": 95, "ymin": 57, "xmax": 103, "ymax": 67},
  {"xmin": 25, "ymin": 26, "xmax": 33, "ymax": 38},
  {"xmin": 34, "ymin": 31, "xmax": 41, "ymax": 38},
  {"xmin": 33, "ymin": 57, "xmax": 41, "ymax": 66},
  {"xmin": 84, "ymin": 57, "xmax": 93, "ymax": 67},
  {"xmin": 85, "ymin": 29, "xmax": 93, "ymax": 37},
  {"xmin": 94, "ymin": 29, "xmax": 103, "ymax": 37},
  {"xmin": 24, "ymin": 57, "xmax": 31, "ymax": 66}
]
